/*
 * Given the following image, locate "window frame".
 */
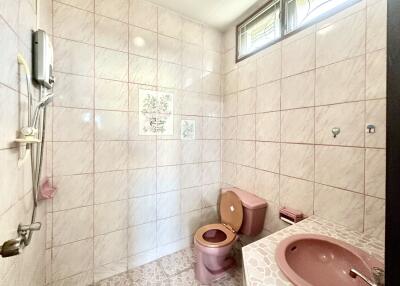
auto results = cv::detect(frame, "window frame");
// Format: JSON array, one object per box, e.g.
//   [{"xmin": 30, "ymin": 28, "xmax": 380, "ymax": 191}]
[{"xmin": 235, "ymin": 0, "xmax": 361, "ymax": 63}]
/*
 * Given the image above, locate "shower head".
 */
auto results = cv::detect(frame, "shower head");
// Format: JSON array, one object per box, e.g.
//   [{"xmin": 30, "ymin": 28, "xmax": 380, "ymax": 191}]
[
  {"xmin": 38, "ymin": 93, "xmax": 54, "ymax": 108},
  {"xmin": 31, "ymin": 93, "xmax": 54, "ymax": 128},
  {"xmin": 0, "ymin": 237, "xmax": 23, "ymax": 258}
]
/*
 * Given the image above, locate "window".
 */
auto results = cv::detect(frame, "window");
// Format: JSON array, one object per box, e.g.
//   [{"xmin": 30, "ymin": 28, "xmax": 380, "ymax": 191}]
[
  {"xmin": 237, "ymin": 0, "xmax": 281, "ymax": 60},
  {"xmin": 236, "ymin": 0, "xmax": 359, "ymax": 62}
]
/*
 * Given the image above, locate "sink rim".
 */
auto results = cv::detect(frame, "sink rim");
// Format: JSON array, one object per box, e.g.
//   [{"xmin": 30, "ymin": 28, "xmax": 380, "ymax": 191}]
[{"xmin": 275, "ymin": 233, "xmax": 384, "ymax": 286}]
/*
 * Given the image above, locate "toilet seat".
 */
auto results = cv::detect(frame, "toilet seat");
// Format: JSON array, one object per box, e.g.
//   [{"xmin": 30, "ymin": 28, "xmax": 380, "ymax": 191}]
[{"xmin": 195, "ymin": 223, "xmax": 236, "ymax": 248}]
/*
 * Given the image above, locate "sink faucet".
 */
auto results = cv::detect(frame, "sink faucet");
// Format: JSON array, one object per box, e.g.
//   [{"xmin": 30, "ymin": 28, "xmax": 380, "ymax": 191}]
[{"xmin": 349, "ymin": 267, "xmax": 385, "ymax": 286}]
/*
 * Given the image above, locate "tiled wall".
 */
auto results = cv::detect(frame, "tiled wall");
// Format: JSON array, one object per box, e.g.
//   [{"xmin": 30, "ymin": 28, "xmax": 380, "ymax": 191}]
[
  {"xmin": 221, "ymin": 0, "xmax": 386, "ymax": 241},
  {"xmin": 0, "ymin": 0, "xmax": 52, "ymax": 286},
  {"xmin": 47, "ymin": 0, "xmax": 222, "ymax": 284}
]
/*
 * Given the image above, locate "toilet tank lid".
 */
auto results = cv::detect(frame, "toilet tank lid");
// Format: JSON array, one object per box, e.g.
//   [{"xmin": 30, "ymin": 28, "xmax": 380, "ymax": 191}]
[{"xmin": 221, "ymin": 188, "xmax": 268, "ymax": 210}]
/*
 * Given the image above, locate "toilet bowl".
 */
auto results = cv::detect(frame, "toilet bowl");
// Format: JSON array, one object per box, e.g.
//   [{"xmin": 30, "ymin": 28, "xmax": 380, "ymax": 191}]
[{"xmin": 194, "ymin": 188, "xmax": 267, "ymax": 284}]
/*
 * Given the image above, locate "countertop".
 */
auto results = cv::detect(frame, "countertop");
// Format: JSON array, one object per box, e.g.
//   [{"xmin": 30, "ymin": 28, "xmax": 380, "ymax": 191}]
[{"xmin": 242, "ymin": 216, "xmax": 384, "ymax": 286}]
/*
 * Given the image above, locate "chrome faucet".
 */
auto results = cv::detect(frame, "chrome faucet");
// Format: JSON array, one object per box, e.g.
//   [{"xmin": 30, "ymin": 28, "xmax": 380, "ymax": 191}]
[{"xmin": 349, "ymin": 267, "xmax": 385, "ymax": 286}]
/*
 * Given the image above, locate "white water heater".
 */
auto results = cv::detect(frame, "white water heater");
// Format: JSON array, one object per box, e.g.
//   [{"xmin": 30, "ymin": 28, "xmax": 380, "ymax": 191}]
[{"xmin": 33, "ymin": 30, "xmax": 54, "ymax": 89}]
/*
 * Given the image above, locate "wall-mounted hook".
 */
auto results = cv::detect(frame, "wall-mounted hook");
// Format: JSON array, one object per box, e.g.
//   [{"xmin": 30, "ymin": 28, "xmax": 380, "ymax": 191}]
[
  {"xmin": 366, "ymin": 124, "xmax": 376, "ymax": 134},
  {"xmin": 332, "ymin": 127, "xmax": 340, "ymax": 138}
]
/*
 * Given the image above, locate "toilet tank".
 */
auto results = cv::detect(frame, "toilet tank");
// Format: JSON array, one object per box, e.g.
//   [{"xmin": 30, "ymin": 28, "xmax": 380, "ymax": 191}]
[{"xmin": 221, "ymin": 188, "xmax": 268, "ymax": 236}]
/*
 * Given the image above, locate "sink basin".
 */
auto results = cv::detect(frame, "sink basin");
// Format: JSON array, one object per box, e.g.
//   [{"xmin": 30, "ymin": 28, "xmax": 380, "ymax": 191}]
[{"xmin": 275, "ymin": 234, "xmax": 383, "ymax": 286}]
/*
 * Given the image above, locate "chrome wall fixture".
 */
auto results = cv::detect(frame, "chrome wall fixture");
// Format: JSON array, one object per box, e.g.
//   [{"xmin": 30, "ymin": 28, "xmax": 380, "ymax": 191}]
[
  {"xmin": 332, "ymin": 127, "xmax": 341, "ymax": 138},
  {"xmin": 0, "ymin": 30, "xmax": 54, "ymax": 258}
]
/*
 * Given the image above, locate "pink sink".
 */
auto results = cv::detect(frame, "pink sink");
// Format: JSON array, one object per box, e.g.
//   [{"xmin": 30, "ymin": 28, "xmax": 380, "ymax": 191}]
[{"xmin": 275, "ymin": 234, "xmax": 384, "ymax": 286}]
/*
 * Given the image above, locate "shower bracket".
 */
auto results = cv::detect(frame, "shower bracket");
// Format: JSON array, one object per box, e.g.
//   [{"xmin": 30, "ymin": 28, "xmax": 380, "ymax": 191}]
[{"xmin": 18, "ymin": 222, "xmax": 42, "ymax": 241}]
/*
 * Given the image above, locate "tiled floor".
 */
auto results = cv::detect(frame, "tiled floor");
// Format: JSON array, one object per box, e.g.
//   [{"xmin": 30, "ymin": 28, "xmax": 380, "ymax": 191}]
[{"xmin": 94, "ymin": 247, "xmax": 243, "ymax": 286}]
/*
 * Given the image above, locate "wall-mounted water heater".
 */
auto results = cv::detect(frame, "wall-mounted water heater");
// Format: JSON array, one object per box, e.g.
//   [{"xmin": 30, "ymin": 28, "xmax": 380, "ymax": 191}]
[{"xmin": 33, "ymin": 30, "xmax": 54, "ymax": 89}]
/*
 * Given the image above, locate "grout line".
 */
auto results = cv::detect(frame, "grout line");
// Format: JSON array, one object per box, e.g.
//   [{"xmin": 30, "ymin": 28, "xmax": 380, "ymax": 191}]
[{"xmin": 92, "ymin": 0, "xmax": 96, "ymax": 282}]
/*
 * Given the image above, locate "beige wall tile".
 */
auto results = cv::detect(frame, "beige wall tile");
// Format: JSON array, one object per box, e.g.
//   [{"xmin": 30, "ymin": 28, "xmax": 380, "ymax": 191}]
[
  {"xmin": 256, "ymin": 142, "xmax": 280, "ymax": 173},
  {"xmin": 224, "ymin": 69, "xmax": 238, "ymax": 95},
  {"xmin": 54, "ymin": 37, "xmax": 94, "ymax": 76},
  {"xmin": 182, "ymin": 19, "xmax": 202, "ymax": 46},
  {"xmin": 315, "ymin": 102, "xmax": 364, "ymax": 147},
  {"xmin": 203, "ymin": 28, "xmax": 222, "ymax": 52},
  {"xmin": 182, "ymin": 43, "xmax": 202, "ymax": 68},
  {"xmin": 315, "ymin": 56, "xmax": 365, "ymax": 105},
  {"xmin": 256, "ymin": 80, "xmax": 281, "ymax": 113},
  {"xmin": 237, "ymin": 114, "xmax": 255, "ymax": 140},
  {"xmin": 95, "ymin": 15, "xmax": 129, "ymax": 52},
  {"xmin": 157, "ymin": 165, "xmax": 180, "ymax": 193},
  {"xmin": 95, "ymin": 0, "xmax": 129, "ymax": 22},
  {"xmin": 95, "ymin": 141, "xmax": 128, "ymax": 172},
  {"xmin": 158, "ymin": 62, "xmax": 182, "ymax": 89},
  {"xmin": 57, "ymin": 0, "xmax": 94, "ymax": 11},
  {"xmin": 95, "ymin": 47, "xmax": 128, "ymax": 81},
  {"xmin": 128, "ymin": 222, "xmax": 157, "ymax": 256},
  {"xmin": 281, "ymin": 143, "xmax": 314, "ymax": 181},
  {"xmin": 95, "ymin": 110, "xmax": 128, "ymax": 141},
  {"xmin": 53, "ymin": 174, "xmax": 94, "ymax": 211},
  {"xmin": 53, "ymin": 107, "xmax": 93, "ymax": 141},
  {"xmin": 95, "ymin": 79, "xmax": 128, "ymax": 111},
  {"xmin": 129, "ymin": 55, "xmax": 157, "ymax": 85},
  {"xmin": 364, "ymin": 196, "xmax": 385, "ymax": 241},
  {"xmin": 281, "ymin": 108, "xmax": 314, "ymax": 144},
  {"xmin": 159, "ymin": 35, "xmax": 182, "ymax": 64},
  {"xmin": 316, "ymin": 11, "xmax": 365, "ymax": 67},
  {"xmin": 282, "ymin": 71, "xmax": 314, "ymax": 110},
  {"xmin": 128, "ymin": 168, "xmax": 156, "ymax": 197},
  {"xmin": 54, "ymin": 73, "xmax": 94, "ymax": 109},
  {"xmin": 222, "ymin": 140, "xmax": 236, "ymax": 163},
  {"xmin": 365, "ymin": 148, "xmax": 385, "ymax": 199},
  {"xmin": 129, "ymin": 0, "xmax": 157, "ymax": 32},
  {"xmin": 236, "ymin": 165, "xmax": 255, "ymax": 193},
  {"xmin": 236, "ymin": 141, "xmax": 255, "ymax": 167},
  {"xmin": 237, "ymin": 88, "xmax": 256, "ymax": 115},
  {"xmin": 53, "ymin": 142, "xmax": 93, "ymax": 176},
  {"xmin": 255, "ymin": 170, "xmax": 279, "ymax": 203},
  {"xmin": 129, "ymin": 195, "xmax": 156, "ymax": 225},
  {"xmin": 128, "ymin": 141, "xmax": 156, "ymax": 169},
  {"xmin": 94, "ymin": 200, "xmax": 128, "ymax": 235},
  {"xmin": 282, "ymin": 33, "xmax": 315, "ymax": 77},
  {"xmin": 52, "ymin": 239, "xmax": 93, "ymax": 280},
  {"xmin": 256, "ymin": 48, "xmax": 281, "ymax": 85},
  {"xmin": 203, "ymin": 50, "xmax": 221, "ymax": 73},
  {"xmin": 202, "ymin": 161, "xmax": 221, "ymax": 185},
  {"xmin": 366, "ymin": 49, "xmax": 386, "ymax": 100},
  {"xmin": 129, "ymin": 26, "xmax": 158, "ymax": 59},
  {"xmin": 256, "ymin": 112, "xmax": 280, "ymax": 142},
  {"xmin": 95, "ymin": 170, "xmax": 128, "ymax": 204},
  {"xmin": 158, "ymin": 7, "xmax": 182, "ymax": 39},
  {"xmin": 53, "ymin": 206, "xmax": 93, "ymax": 246},
  {"xmin": 314, "ymin": 184, "xmax": 364, "ymax": 232},
  {"xmin": 366, "ymin": 0, "xmax": 387, "ymax": 52},
  {"xmin": 53, "ymin": 2, "xmax": 94, "ymax": 44},
  {"xmin": 315, "ymin": 146, "xmax": 364, "ymax": 192},
  {"xmin": 280, "ymin": 176, "xmax": 314, "ymax": 216},
  {"xmin": 238, "ymin": 61, "xmax": 257, "ymax": 91},
  {"xmin": 223, "ymin": 93, "xmax": 237, "ymax": 117},
  {"xmin": 180, "ymin": 163, "xmax": 202, "ymax": 189}
]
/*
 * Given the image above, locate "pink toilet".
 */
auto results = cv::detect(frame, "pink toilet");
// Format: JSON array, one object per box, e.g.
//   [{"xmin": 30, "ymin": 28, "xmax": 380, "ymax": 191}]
[{"xmin": 194, "ymin": 188, "xmax": 268, "ymax": 284}]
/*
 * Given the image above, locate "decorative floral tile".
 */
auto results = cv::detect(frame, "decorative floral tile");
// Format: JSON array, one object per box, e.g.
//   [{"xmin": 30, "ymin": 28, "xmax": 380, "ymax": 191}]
[
  {"xmin": 139, "ymin": 89, "xmax": 174, "ymax": 135},
  {"xmin": 181, "ymin": 120, "xmax": 196, "ymax": 140}
]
